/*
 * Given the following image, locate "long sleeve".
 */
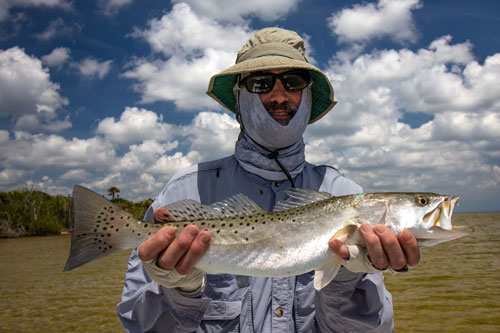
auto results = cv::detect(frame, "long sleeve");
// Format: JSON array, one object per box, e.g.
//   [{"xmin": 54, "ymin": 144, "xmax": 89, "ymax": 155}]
[
  {"xmin": 116, "ymin": 248, "xmax": 211, "ymax": 332},
  {"xmin": 116, "ymin": 165, "xmax": 211, "ymax": 332}
]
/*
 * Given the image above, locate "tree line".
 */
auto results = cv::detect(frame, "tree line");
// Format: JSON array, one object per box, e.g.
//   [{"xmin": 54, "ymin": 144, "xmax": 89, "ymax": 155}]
[{"xmin": 0, "ymin": 186, "xmax": 153, "ymax": 238}]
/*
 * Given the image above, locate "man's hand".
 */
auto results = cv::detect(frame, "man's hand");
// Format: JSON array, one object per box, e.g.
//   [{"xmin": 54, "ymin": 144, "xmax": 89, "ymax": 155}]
[
  {"xmin": 329, "ymin": 223, "xmax": 420, "ymax": 271},
  {"xmin": 139, "ymin": 207, "xmax": 211, "ymax": 274}
]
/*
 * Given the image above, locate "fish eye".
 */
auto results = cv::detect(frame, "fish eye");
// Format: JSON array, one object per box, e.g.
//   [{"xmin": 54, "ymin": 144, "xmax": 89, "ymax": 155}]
[{"xmin": 416, "ymin": 197, "xmax": 429, "ymax": 206}]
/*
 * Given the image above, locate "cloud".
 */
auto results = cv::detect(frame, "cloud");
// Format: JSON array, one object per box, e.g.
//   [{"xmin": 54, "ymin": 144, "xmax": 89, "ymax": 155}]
[
  {"xmin": 124, "ymin": 3, "xmax": 252, "ymax": 109},
  {"xmin": 0, "ymin": 47, "xmax": 69, "ymax": 130},
  {"xmin": 34, "ymin": 18, "xmax": 78, "ymax": 41},
  {"xmin": 172, "ymin": 0, "xmax": 302, "ymax": 24},
  {"xmin": 41, "ymin": 47, "xmax": 71, "ymax": 68},
  {"xmin": 0, "ymin": 105, "xmax": 239, "ymax": 200},
  {"xmin": 328, "ymin": 0, "xmax": 422, "ymax": 44},
  {"xmin": 74, "ymin": 57, "xmax": 113, "ymax": 79},
  {"xmin": 96, "ymin": 0, "xmax": 133, "ymax": 16},
  {"xmin": 96, "ymin": 107, "xmax": 177, "ymax": 145},
  {"xmin": 0, "ymin": 0, "xmax": 72, "ymax": 22},
  {"xmin": 303, "ymin": 35, "xmax": 500, "ymax": 211}
]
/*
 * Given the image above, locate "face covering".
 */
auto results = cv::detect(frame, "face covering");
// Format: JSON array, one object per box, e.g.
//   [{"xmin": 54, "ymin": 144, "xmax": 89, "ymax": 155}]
[
  {"xmin": 237, "ymin": 86, "xmax": 312, "ymax": 150},
  {"xmin": 234, "ymin": 86, "xmax": 312, "ymax": 182}
]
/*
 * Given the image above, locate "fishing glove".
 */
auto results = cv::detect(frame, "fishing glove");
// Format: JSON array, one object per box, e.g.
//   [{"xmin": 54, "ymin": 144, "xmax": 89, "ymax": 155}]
[
  {"xmin": 140, "ymin": 252, "xmax": 206, "ymax": 297},
  {"xmin": 341, "ymin": 244, "xmax": 389, "ymax": 273}
]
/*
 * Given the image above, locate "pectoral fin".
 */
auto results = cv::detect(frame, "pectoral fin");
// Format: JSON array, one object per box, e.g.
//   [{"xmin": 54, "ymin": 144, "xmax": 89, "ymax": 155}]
[{"xmin": 314, "ymin": 255, "xmax": 343, "ymax": 291}]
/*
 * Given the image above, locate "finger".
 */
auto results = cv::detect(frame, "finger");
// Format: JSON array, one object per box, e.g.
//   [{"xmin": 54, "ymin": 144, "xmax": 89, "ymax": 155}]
[
  {"xmin": 176, "ymin": 231, "xmax": 211, "ymax": 275},
  {"xmin": 157, "ymin": 225, "xmax": 199, "ymax": 270},
  {"xmin": 138, "ymin": 226, "xmax": 177, "ymax": 261},
  {"xmin": 359, "ymin": 223, "xmax": 388, "ymax": 269},
  {"xmin": 328, "ymin": 239, "xmax": 350, "ymax": 260},
  {"xmin": 373, "ymin": 224, "xmax": 407, "ymax": 270},
  {"xmin": 398, "ymin": 230, "xmax": 420, "ymax": 266},
  {"xmin": 153, "ymin": 207, "xmax": 175, "ymax": 223}
]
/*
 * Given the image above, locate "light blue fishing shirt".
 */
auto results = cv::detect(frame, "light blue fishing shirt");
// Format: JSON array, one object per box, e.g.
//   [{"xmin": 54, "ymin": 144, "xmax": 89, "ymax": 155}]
[{"xmin": 117, "ymin": 155, "xmax": 394, "ymax": 332}]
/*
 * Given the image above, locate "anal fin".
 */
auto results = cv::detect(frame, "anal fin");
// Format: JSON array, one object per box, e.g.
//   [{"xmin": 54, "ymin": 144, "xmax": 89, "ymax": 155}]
[{"xmin": 314, "ymin": 255, "xmax": 343, "ymax": 291}]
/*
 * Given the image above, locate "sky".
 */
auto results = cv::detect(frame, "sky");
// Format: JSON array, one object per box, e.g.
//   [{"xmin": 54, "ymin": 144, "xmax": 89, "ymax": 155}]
[{"xmin": 0, "ymin": 0, "xmax": 499, "ymax": 212}]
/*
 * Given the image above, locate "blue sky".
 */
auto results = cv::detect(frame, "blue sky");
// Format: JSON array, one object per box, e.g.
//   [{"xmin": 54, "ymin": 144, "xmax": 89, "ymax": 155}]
[{"xmin": 0, "ymin": 0, "xmax": 499, "ymax": 212}]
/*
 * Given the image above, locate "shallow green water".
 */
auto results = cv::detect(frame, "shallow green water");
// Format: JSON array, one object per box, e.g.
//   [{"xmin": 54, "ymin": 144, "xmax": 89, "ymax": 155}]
[{"xmin": 0, "ymin": 212, "xmax": 499, "ymax": 332}]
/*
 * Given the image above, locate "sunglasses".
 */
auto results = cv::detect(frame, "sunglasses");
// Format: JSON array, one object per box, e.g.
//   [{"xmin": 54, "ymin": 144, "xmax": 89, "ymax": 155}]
[{"xmin": 239, "ymin": 70, "xmax": 311, "ymax": 94}]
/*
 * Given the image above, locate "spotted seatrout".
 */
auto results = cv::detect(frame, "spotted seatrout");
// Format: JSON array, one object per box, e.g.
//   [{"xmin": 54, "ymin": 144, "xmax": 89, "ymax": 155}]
[{"xmin": 64, "ymin": 185, "xmax": 473, "ymax": 290}]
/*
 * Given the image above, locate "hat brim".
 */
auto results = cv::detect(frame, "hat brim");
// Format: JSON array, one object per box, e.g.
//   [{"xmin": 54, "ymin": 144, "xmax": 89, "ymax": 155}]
[{"xmin": 206, "ymin": 55, "xmax": 337, "ymax": 124}]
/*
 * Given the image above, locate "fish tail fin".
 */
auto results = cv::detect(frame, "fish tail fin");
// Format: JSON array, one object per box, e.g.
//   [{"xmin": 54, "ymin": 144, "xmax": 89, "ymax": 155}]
[
  {"xmin": 64, "ymin": 185, "xmax": 143, "ymax": 271},
  {"xmin": 314, "ymin": 255, "xmax": 343, "ymax": 290}
]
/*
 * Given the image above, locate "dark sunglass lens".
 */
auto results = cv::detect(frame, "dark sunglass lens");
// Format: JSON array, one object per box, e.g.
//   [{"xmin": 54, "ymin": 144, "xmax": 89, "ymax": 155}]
[
  {"xmin": 283, "ymin": 74, "xmax": 309, "ymax": 90},
  {"xmin": 245, "ymin": 75, "xmax": 274, "ymax": 93}
]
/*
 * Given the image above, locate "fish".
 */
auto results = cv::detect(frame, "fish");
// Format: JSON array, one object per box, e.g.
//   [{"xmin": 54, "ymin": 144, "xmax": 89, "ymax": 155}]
[{"xmin": 64, "ymin": 185, "xmax": 473, "ymax": 290}]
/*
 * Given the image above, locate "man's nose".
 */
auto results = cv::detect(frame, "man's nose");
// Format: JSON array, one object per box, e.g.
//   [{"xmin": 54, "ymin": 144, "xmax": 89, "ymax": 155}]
[{"xmin": 267, "ymin": 79, "xmax": 288, "ymax": 104}]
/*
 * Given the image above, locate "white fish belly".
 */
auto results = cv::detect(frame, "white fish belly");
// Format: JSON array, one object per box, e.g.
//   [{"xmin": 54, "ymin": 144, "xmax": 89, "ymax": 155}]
[{"xmin": 196, "ymin": 228, "xmax": 334, "ymax": 277}]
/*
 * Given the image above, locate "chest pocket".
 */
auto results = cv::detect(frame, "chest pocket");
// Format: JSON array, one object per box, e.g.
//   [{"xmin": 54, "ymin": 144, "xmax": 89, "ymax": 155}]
[{"xmin": 199, "ymin": 274, "xmax": 250, "ymax": 333}]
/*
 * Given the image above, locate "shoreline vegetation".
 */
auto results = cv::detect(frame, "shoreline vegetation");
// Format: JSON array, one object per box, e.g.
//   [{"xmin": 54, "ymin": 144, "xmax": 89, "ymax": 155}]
[{"xmin": 0, "ymin": 186, "xmax": 152, "ymax": 238}]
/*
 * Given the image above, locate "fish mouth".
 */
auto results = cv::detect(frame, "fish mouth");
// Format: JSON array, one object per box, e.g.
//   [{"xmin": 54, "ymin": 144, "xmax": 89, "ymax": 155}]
[
  {"xmin": 418, "ymin": 195, "xmax": 474, "ymax": 246},
  {"xmin": 422, "ymin": 195, "xmax": 458, "ymax": 230}
]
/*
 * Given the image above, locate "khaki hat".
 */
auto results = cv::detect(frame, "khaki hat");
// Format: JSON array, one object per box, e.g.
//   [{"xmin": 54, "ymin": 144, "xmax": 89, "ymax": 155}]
[{"xmin": 206, "ymin": 27, "xmax": 337, "ymax": 124}]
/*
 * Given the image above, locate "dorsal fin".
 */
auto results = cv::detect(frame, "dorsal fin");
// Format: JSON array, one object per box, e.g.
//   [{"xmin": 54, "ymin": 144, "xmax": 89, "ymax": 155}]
[
  {"xmin": 165, "ymin": 200, "xmax": 222, "ymax": 221},
  {"xmin": 210, "ymin": 194, "xmax": 265, "ymax": 217},
  {"xmin": 164, "ymin": 194, "xmax": 265, "ymax": 221},
  {"xmin": 274, "ymin": 188, "xmax": 332, "ymax": 212}
]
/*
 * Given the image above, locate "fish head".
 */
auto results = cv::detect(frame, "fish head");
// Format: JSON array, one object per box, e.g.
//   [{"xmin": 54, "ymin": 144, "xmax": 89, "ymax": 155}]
[{"xmin": 403, "ymin": 193, "xmax": 474, "ymax": 247}]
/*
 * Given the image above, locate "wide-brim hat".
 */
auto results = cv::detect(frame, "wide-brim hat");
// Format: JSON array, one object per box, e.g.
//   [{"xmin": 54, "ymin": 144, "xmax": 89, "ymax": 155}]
[{"xmin": 206, "ymin": 27, "xmax": 337, "ymax": 124}]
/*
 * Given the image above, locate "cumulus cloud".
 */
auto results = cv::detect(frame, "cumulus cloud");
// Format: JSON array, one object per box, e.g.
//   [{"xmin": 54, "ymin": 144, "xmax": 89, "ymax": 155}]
[
  {"xmin": 173, "ymin": 0, "xmax": 302, "ymax": 23},
  {"xmin": 124, "ymin": 3, "xmax": 252, "ymax": 109},
  {"xmin": 328, "ymin": 0, "xmax": 422, "ymax": 44},
  {"xmin": 303, "ymin": 35, "xmax": 500, "ymax": 210},
  {"xmin": 0, "ymin": 0, "xmax": 72, "ymax": 22},
  {"xmin": 0, "ymin": 47, "xmax": 69, "ymax": 131},
  {"xmin": 96, "ymin": 107, "xmax": 177, "ymax": 145},
  {"xmin": 97, "ymin": 0, "xmax": 134, "ymax": 16},
  {"xmin": 0, "ymin": 103, "xmax": 240, "ymax": 200},
  {"xmin": 74, "ymin": 57, "xmax": 113, "ymax": 79},
  {"xmin": 41, "ymin": 47, "xmax": 71, "ymax": 68}
]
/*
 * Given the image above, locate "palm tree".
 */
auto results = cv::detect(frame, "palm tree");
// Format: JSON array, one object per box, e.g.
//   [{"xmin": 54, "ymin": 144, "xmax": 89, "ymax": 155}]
[{"xmin": 107, "ymin": 186, "xmax": 120, "ymax": 200}]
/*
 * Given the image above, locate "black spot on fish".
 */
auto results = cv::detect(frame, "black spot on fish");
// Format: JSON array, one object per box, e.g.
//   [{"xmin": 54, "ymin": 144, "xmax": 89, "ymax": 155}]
[
  {"xmin": 252, "ymin": 227, "xmax": 255, "ymax": 230},
  {"xmin": 245, "ymin": 237, "xmax": 249, "ymax": 241},
  {"xmin": 116, "ymin": 228, "xmax": 119, "ymax": 232},
  {"xmin": 126, "ymin": 223, "xmax": 130, "ymax": 227},
  {"xmin": 109, "ymin": 245, "xmax": 112, "ymax": 249},
  {"xmin": 217, "ymin": 230, "xmax": 220, "ymax": 233},
  {"xmin": 107, "ymin": 234, "xmax": 111, "ymax": 237},
  {"xmin": 103, "ymin": 227, "xmax": 107, "ymax": 230},
  {"xmin": 229, "ymin": 223, "xmax": 233, "ymax": 227},
  {"xmin": 110, "ymin": 217, "xmax": 114, "ymax": 220},
  {"xmin": 212, "ymin": 224, "xmax": 216, "ymax": 228},
  {"xmin": 93, "ymin": 229, "xmax": 97, "ymax": 232},
  {"xmin": 247, "ymin": 223, "xmax": 250, "ymax": 226},
  {"xmin": 138, "ymin": 233, "xmax": 141, "ymax": 236},
  {"xmin": 234, "ymin": 230, "xmax": 238, "ymax": 234},
  {"xmin": 222, "ymin": 223, "xmax": 226, "ymax": 227},
  {"xmin": 144, "ymin": 224, "xmax": 148, "ymax": 228},
  {"xmin": 201, "ymin": 222, "xmax": 205, "ymax": 226},
  {"xmin": 262, "ymin": 221, "xmax": 266, "ymax": 224}
]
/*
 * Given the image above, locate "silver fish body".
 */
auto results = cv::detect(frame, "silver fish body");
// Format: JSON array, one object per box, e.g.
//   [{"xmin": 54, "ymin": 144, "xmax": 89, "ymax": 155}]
[{"xmin": 64, "ymin": 186, "xmax": 473, "ymax": 290}]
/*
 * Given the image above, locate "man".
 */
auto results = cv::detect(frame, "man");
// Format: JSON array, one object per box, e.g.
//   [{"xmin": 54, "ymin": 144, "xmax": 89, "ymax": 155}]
[{"xmin": 117, "ymin": 27, "xmax": 419, "ymax": 332}]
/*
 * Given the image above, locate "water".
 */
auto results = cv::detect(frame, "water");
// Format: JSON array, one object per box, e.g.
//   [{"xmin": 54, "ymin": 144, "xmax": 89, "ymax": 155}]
[{"xmin": 0, "ymin": 212, "xmax": 499, "ymax": 332}]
